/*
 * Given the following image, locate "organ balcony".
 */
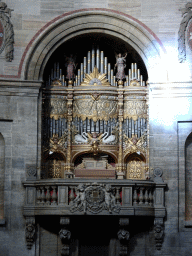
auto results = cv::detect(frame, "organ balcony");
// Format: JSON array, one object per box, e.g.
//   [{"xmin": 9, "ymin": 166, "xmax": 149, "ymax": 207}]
[
  {"xmin": 23, "ymin": 178, "xmax": 166, "ymax": 217},
  {"xmin": 23, "ymin": 46, "xmax": 167, "ymax": 252}
]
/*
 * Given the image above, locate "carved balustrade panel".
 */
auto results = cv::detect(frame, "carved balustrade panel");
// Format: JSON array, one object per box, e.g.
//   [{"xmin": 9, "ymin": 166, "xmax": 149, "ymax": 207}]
[{"xmin": 24, "ymin": 180, "xmax": 165, "ymax": 217}]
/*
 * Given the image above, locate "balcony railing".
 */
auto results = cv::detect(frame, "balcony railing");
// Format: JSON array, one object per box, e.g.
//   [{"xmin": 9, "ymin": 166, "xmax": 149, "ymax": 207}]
[{"xmin": 23, "ymin": 179, "xmax": 166, "ymax": 217}]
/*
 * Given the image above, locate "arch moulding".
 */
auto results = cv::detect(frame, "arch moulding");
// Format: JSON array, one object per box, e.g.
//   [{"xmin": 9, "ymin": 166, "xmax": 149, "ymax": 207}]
[{"xmin": 23, "ymin": 9, "xmax": 166, "ymax": 82}]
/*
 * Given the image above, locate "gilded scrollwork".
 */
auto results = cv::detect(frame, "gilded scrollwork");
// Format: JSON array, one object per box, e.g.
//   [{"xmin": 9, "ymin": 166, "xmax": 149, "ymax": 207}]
[
  {"xmin": 51, "ymin": 79, "xmax": 62, "ymax": 87},
  {"xmin": 43, "ymin": 133, "xmax": 68, "ymax": 154},
  {"xmin": 123, "ymin": 133, "xmax": 147, "ymax": 156},
  {"xmin": 127, "ymin": 160, "xmax": 145, "ymax": 179},
  {"xmin": 123, "ymin": 100, "xmax": 147, "ymax": 121},
  {"xmin": 73, "ymin": 95, "xmax": 118, "ymax": 122},
  {"xmin": 44, "ymin": 98, "xmax": 67, "ymax": 119}
]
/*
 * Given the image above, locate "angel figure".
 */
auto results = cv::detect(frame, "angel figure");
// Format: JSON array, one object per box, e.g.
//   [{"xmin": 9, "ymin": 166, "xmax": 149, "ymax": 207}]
[
  {"xmin": 65, "ymin": 54, "xmax": 77, "ymax": 81},
  {"xmin": 115, "ymin": 53, "xmax": 127, "ymax": 81}
]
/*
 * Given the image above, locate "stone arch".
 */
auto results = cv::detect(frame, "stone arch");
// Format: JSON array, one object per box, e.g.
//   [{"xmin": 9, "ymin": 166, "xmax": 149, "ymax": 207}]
[
  {"xmin": 23, "ymin": 9, "xmax": 166, "ymax": 82},
  {"xmin": 0, "ymin": 133, "xmax": 5, "ymax": 220},
  {"xmin": 185, "ymin": 132, "xmax": 192, "ymax": 221}
]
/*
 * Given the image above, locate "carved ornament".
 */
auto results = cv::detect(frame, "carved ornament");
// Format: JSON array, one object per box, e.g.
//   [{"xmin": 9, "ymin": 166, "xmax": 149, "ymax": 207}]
[
  {"xmin": 123, "ymin": 133, "xmax": 147, "ymax": 156},
  {"xmin": 70, "ymin": 183, "xmax": 120, "ymax": 214},
  {"xmin": 73, "ymin": 95, "xmax": 118, "ymax": 122},
  {"xmin": 48, "ymin": 160, "xmax": 62, "ymax": 178},
  {"xmin": 129, "ymin": 79, "xmax": 141, "ymax": 87},
  {"xmin": 51, "ymin": 79, "xmax": 62, "ymax": 87},
  {"xmin": 0, "ymin": 2, "xmax": 14, "ymax": 61},
  {"xmin": 44, "ymin": 98, "xmax": 67, "ymax": 120},
  {"xmin": 117, "ymin": 229, "xmax": 130, "ymax": 241},
  {"xmin": 43, "ymin": 133, "xmax": 68, "ymax": 154},
  {"xmin": 123, "ymin": 100, "xmax": 147, "ymax": 121},
  {"xmin": 26, "ymin": 164, "xmax": 37, "ymax": 179},
  {"xmin": 80, "ymin": 67, "xmax": 110, "ymax": 86},
  {"xmin": 154, "ymin": 218, "xmax": 164, "ymax": 250},
  {"xmin": 178, "ymin": 3, "xmax": 192, "ymax": 62},
  {"xmin": 127, "ymin": 159, "xmax": 145, "ymax": 180},
  {"xmin": 25, "ymin": 217, "xmax": 35, "ymax": 250}
]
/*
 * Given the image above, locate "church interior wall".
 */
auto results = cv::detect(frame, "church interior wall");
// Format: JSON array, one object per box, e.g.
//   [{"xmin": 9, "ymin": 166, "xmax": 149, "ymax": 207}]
[{"xmin": 0, "ymin": 0, "xmax": 192, "ymax": 256}]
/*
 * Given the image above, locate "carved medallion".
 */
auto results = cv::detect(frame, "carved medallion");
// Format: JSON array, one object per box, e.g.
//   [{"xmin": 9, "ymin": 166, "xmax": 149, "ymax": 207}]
[{"xmin": 70, "ymin": 183, "xmax": 120, "ymax": 214}]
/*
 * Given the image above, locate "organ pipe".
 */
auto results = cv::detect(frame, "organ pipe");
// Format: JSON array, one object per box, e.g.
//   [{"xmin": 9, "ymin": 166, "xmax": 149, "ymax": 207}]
[
  {"xmin": 96, "ymin": 47, "xmax": 99, "ymax": 70},
  {"xmin": 104, "ymin": 57, "xmax": 107, "ymax": 76},
  {"xmin": 77, "ymin": 69, "xmax": 80, "ymax": 86},
  {"xmin": 92, "ymin": 47, "xmax": 95, "ymax": 72},
  {"xmin": 108, "ymin": 63, "xmax": 111, "ymax": 83},
  {"xmin": 80, "ymin": 63, "xmax": 83, "ymax": 83},
  {"xmin": 84, "ymin": 57, "xmax": 86, "ymax": 78},
  {"xmin": 111, "ymin": 70, "xmax": 114, "ymax": 86},
  {"xmin": 100, "ymin": 51, "xmax": 104, "ymax": 74},
  {"xmin": 87, "ymin": 51, "xmax": 91, "ymax": 74}
]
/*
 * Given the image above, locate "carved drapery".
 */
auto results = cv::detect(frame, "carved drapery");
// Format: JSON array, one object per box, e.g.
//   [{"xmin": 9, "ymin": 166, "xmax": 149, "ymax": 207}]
[
  {"xmin": 73, "ymin": 95, "xmax": 118, "ymax": 122},
  {"xmin": 0, "ymin": 2, "xmax": 14, "ymax": 61},
  {"xmin": 178, "ymin": 2, "xmax": 192, "ymax": 62},
  {"xmin": 44, "ymin": 96, "xmax": 68, "ymax": 120}
]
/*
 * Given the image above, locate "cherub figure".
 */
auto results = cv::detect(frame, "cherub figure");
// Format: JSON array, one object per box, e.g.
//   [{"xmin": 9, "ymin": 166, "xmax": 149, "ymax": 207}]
[
  {"xmin": 72, "ymin": 184, "xmax": 86, "ymax": 214},
  {"xmin": 104, "ymin": 184, "xmax": 116, "ymax": 213},
  {"xmin": 115, "ymin": 53, "xmax": 127, "ymax": 81}
]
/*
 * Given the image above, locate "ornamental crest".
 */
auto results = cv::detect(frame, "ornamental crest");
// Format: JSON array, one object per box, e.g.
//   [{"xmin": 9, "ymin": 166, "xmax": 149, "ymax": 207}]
[
  {"xmin": 70, "ymin": 183, "xmax": 120, "ymax": 214},
  {"xmin": 80, "ymin": 67, "xmax": 110, "ymax": 86}
]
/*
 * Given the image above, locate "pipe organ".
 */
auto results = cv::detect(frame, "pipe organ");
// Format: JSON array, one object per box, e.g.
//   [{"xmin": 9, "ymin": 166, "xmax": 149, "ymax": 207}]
[{"xmin": 42, "ymin": 46, "xmax": 149, "ymax": 180}]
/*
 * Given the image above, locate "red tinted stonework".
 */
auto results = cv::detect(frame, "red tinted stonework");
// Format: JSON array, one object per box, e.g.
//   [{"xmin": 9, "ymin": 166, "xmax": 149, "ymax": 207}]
[{"xmin": 0, "ymin": 8, "xmax": 165, "ymax": 79}]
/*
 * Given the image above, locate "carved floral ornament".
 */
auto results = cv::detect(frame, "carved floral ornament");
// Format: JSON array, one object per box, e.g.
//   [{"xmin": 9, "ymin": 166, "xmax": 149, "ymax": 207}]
[
  {"xmin": 44, "ymin": 97, "xmax": 68, "ymax": 119},
  {"xmin": 73, "ymin": 94, "xmax": 118, "ymax": 122},
  {"xmin": 0, "ymin": 1, "xmax": 14, "ymax": 61},
  {"xmin": 123, "ymin": 99, "xmax": 147, "ymax": 121}
]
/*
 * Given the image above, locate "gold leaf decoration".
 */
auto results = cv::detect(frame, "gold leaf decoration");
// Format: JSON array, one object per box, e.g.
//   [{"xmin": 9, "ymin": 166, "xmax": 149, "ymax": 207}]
[{"xmin": 80, "ymin": 67, "xmax": 110, "ymax": 86}]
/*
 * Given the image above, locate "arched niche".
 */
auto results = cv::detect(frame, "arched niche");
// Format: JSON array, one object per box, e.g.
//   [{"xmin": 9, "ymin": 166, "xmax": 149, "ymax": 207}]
[
  {"xmin": 0, "ymin": 133, "xmax": 5, "ymax": 220},
  {"xmin": 42, "ymin": 151, "xmax": 66, "ymax": 179},
  {"xmin": 22, "ymin": 9, "xmax": 166, "ymax": 82},
  {"xmin": 185, "ymin": 132, "xmax": 192, "ymax": 221},
  {"xmin": 124, "ymin": 152, "xmax": 146, "ymax": 180}
]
